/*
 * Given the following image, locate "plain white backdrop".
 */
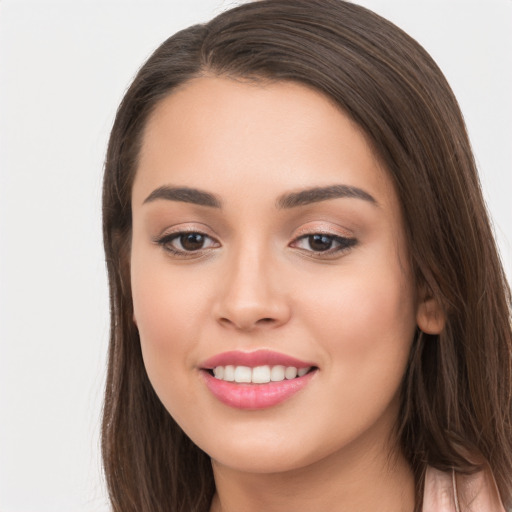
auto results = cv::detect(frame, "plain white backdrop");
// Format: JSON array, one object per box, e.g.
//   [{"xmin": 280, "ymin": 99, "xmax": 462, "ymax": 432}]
[{"xmin": 0, "ymin": 1, "xmax": 510, "ymax": 510}]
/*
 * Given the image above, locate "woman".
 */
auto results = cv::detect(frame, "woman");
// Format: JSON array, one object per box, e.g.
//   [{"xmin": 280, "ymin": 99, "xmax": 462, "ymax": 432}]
[{"xmin": 101, "ymin": 1, "xmax": 512, "ymax": 510}]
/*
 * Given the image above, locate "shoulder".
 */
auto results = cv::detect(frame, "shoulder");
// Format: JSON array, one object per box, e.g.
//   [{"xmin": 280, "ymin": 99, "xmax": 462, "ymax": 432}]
[{"xmin": 422, "ymin": 465, "xmax": 506, "ymax": 512}]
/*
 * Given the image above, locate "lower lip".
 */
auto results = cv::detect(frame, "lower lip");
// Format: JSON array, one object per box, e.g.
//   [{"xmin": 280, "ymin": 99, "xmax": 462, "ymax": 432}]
[{"xmin": 202, "ymin": 370, "xmax": 316, "ymax": 410}]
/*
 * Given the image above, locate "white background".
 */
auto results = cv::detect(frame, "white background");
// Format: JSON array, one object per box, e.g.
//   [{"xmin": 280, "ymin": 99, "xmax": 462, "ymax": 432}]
[{"xmin": 0, "ymin": 1, "xmax": 510, "ymax": 510}]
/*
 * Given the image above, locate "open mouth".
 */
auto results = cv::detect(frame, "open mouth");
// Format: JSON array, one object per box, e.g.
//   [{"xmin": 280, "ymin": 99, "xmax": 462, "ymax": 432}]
[
  {"xmin": 205, "ymin": 365, "xmax": 318, "ymax": 383},
  {"xmin": 199, "ymin": 351, "xmax": 319, "ymax": 408},
  {"xmin": 202, "ymin": 365, "xmax": 318, "ymax": 409}
]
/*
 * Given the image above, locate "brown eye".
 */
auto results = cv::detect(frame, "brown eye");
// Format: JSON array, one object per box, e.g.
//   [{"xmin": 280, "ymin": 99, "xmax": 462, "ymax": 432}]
[
  {"xmin": 180, "ymin": 233, "xmax": 206, "ymax": 251},
  {"xmin": 291, "ymin": 233, "xmax": 357, "ymax": 256},
  {"xmin": 308, "ymin": 234, "xmax": 334, "ymax": 252},
  {"xmin": 155, "ymin": 231, "xmax": 219, "ymax": 255}
]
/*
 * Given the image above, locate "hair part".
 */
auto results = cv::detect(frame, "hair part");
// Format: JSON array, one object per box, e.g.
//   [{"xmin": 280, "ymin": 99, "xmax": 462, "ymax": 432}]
[{"xmin": 101, "ymin": 1, "xmax": 512, "ymax": 510}]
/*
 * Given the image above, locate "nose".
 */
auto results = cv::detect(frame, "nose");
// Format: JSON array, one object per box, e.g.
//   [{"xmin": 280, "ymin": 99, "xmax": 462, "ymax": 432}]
[{"xmin": 212, "ymin": 246, "xmax": 291, "ymax": 332}]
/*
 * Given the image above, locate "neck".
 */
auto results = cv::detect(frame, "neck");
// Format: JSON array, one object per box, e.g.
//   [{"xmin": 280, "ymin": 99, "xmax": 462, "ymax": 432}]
[{"xmin": 209, "ymin": 435, "xmax": 415, "ymax": 512}]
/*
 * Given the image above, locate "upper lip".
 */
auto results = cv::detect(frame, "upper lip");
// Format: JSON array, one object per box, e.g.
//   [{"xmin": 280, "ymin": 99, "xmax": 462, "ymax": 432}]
[{"xmin": 200, "ymin": 349, "xmax": 316, "ymax": 370}]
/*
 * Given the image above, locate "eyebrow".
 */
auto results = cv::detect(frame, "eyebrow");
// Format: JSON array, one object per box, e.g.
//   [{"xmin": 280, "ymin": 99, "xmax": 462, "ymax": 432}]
[
  {"xmin": 142, "ymin": 183, "xmax": 378, "ymax": 209},
  {"xmin": 276, "ymin": 184, "xmax": 378, "ymax": 209},
  {"xmin": 143, "ymin": 186, "xmax": 222, "ymax": 208}
]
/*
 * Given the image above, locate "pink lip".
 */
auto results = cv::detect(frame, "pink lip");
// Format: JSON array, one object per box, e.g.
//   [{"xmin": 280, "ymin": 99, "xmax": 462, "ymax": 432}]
[
  {"xmin": 200, "ymin": 349, "xmax": 315, "ymax": 369},
  {"xmin": 202, "ymin": 370, "xmax": 316, "ymax": 410},
  {"xmin": 199, "ymin": 350, "xmax": 317, "ymax": 410}
]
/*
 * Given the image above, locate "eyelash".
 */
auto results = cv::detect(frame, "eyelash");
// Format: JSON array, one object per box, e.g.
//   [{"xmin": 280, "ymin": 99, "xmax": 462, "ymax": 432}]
[
  {"xmin": 154, "ymin": 231, "xmax": 357, "ymax": 259},
  {"xmin": 154, "ymin": 231, "xmax": 220, "ymax": 258},
  {"xmin": 290, "ymin": 233, "xmax": 357, "ymax": 256}
]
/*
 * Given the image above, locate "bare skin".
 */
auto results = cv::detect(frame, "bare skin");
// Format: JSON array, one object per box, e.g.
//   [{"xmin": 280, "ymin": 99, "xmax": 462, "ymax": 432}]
[
  {"xmin": 130, "ymin": 76, "xmax": 444, "ymax": 511},
  {"xmin": 209, "ymin": 407, "xmax": 415, "ymax": 512}
]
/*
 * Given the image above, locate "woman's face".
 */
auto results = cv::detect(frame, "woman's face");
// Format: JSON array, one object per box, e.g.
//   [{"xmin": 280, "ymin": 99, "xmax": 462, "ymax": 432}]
[{"xmin": 130, "ymin": 77, "xmax": 427, "ymax": 473}]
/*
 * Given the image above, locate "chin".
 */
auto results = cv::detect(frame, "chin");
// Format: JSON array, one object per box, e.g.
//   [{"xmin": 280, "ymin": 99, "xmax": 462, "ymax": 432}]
[
  {"xmin": 210, "ymin": 447, "xmax": 316, "ymax": 475},
  {"xmin": 194, "ymin": 424, "xmax": 344, "ymax": 476}
]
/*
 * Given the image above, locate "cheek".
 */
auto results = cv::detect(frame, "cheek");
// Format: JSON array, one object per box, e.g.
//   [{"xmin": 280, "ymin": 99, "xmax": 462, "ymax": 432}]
[
  {"xmin": 130, "ymin": 256, "xmax": 208, "ymax": 391},
  {"xmin": 130, "ymin": 263, "xmax": 216, "ymax": 430},
  {"xmin": 304, "ymin": 263, "xmax": 416, "ymax": 386}
]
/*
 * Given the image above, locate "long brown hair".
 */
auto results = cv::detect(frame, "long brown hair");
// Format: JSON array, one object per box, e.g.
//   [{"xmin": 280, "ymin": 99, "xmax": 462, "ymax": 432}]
[{"xmin": 101, "ymin": 1, "xmax": 512, "ymax": 510}]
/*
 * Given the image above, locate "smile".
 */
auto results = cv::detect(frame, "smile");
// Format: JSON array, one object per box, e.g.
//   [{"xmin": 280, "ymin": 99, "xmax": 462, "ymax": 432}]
[
  {"xmin": 200, "ymin": 350, "xmax": 318, "ymax": 409},
  {"xmin": 211, "ymin": 365, "xmax": 312, "ymax": 383}
]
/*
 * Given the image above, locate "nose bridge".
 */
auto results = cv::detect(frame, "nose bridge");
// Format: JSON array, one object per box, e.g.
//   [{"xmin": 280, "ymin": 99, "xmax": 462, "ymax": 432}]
[{"xmin": 214, "ymin": 235, "xmax": 290, "ymax": 331}]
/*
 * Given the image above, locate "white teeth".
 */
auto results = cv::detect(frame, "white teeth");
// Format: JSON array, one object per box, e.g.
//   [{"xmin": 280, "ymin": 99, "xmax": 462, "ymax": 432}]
[
  {"xmin": 297, "ymin": 367, "xmax": 309, "ymax": 377},
  {"xmin": 270, "ymin": 365, "xmax": 285, "ymax": 381},
  {"xmin": 252, "ymin": 365, "xmax": 271, "ymax": 383},
  {"xmin": 234, "ymin": 366, "xmax": 252, "ymax": 383},
  {"xmin": 212, "ymin": 365, "xmax": 311, "ymax": 383},
  {"xmin": 224, "ymin": 365, "xmax": 235, "ymax": 382},
  {"xmin": 285, "ymin": 366, "xmax": 298, "ymax": 379}
]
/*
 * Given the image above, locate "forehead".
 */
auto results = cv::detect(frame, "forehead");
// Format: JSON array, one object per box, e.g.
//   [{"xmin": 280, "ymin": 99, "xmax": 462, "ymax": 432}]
[{"xmin": 133, "ymin": 76, "xmax": 395, "ymax": 209}]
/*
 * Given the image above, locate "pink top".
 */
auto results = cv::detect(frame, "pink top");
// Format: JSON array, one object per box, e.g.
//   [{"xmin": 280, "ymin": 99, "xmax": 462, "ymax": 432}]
[{"xmin": 423, "ymin": 466, "xmax": 506, "ymax": 511}]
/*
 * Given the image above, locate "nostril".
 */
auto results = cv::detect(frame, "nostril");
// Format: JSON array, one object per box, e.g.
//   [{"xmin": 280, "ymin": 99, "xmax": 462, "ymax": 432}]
[{"xmin": 217, "ymin": 316, "xmax": 277, "ymax": 330}]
